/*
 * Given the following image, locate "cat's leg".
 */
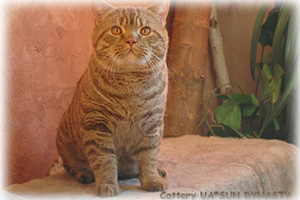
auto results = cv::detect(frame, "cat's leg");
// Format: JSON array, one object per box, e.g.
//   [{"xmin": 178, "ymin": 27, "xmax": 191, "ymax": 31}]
[
  {"xmin": 117, "ymin": 159, "xmax": 167, "ymax": 179},
  {"xmin": 57, "ymin": 130, "xmax": 95, "ymax": 184},
  {"xmin": 74, "ymin": 167, "xmax": 94, "ymax": 184},
  {"xmin": 118, "ymin": 154, "xmax": 139, "ymax": 180},
  {"xmin": 157, "ymin": 124, "xmax": 167, "ymax": 178},
  {"xmin": 158, "ymin": 162, "xmax": 167, "ymax": 178},
  {"xmin": 82, "ymin": 129, "xmax": 120, "ymax": 197},
  {"xmin": 64, "ymin": 158, "xmax": 94, "ymax": 184},
  {"xmin": 133, "ymin": 134, "xmax": 168, "ymax": 192}
]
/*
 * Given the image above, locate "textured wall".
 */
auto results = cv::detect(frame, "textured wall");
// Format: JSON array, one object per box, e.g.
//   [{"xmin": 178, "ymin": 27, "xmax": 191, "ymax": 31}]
[{"xmin": 6, "ymin": 3, "xmax": 94, "ymax": 185}]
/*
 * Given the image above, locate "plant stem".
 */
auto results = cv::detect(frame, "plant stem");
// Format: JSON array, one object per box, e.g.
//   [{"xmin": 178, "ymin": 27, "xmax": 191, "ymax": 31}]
[
  {"xmin": 251, "ymin": 46, "xmax": 265, "ymax": 131},
  {"xmin": 255, "ymin": 45, "xmax": 265, "ymax": 97},
  {"xmin": 258, "ymin": 122, "xmax": 266, "ymax": 138}
]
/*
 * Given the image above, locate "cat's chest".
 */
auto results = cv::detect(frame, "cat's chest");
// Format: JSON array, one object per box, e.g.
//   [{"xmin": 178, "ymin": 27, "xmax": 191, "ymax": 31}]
[
  {"xmin": 102, "ymin": 79, "xmax": 160, "ymax": 114},
  {"xmin": 113, "ymin": 95, "xmax": 156, "ymax": 128},
  {"xmin": 113, "ymin": 113, "xmax": 144, "ymax": 149},
  {"xmin": 117, "ymin": 96, "xmax": 151, "ymax": 125}
]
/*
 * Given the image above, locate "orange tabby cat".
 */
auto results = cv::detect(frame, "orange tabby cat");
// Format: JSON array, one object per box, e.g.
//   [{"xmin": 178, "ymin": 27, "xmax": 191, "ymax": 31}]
[{"xmin": 56, "ymin": 0, "xmax": 169, "ymax": 197}]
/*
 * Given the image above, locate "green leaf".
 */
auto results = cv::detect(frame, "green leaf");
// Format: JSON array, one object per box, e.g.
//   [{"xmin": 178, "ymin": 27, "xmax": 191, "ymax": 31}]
[
  {"xmin": 257, "ymin": 64, "xmax": 266, "ymax": 90},
  {"xmin": 272, "ymin": 79, "xmax": 282, "ymax": 103},
  {"xmin": 241, "ymin": 104, "xmax": 257, "ymax": 118},
  {"xmin": 263, "ymin": 66, "xmax": 299, "ymax": 128},
  {"xmin": 259, "ymin": 7, "xmax": 279, "ymax": 46},
  {"xmin": 261, "ymin": 97, "xmax": 274, "ymax": 114},
  {"xmin": 273, "ymin": 118, "xmax": 280, "ymax": 131},
  {"xmin": 230, "ymin": 94, "xmax": 251, "ymax": 104},
  {"xmin": 250, "ymin": 5, "xmax": 271, "ymax": 80},
  {"xmin": 284, "ymin": 8, "xmax": 297, "ymax": 84},
  {"xmin": 208, "ymin": 124, "xmax": 245, "ymax": 138},
  {"xmin": 216, "ymin": 100, "xmax": 242, "ymax": 130},
  {"xmin": 271, "ymin": 4, "xmax": 290, "ymax": 68},
  {"xmin": 230, "ymin": 93, "xmax": 259, "ymax": 106},
  {"xmin": 216, "ymin": 94, "xmax": 229, "ymax": 100},
  {"xmin": 225, "ymin": 94, "xmax": 259, "ymax": 118},
  {"xmin": 274, "ymin": 63, "xmax": 284, "ymax": 85},
  {"xmin": 250, "ymin": 94, "xmax": 260, "ymax": 106},
  {"xmin": 257, "ymin": 106, "xmax": 266, "ymax": 117},
  {"xmin": 262, "ymin": 64, "xmax": 273, "ymax": 81},
  {"xmin": 261, "ymin": 63, "xmax": 284, "ymax": 103}
]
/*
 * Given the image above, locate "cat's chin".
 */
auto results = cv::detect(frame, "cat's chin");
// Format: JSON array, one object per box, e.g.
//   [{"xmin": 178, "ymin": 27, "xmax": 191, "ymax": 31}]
[{"xmin": 120, "ymin": 51, "xmax": 145, "ymax": 66}]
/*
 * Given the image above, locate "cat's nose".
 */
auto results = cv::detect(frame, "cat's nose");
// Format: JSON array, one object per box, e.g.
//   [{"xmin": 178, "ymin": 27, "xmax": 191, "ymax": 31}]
[{"xmin": 126, "ymin": 38, "xmax": 136, "ymax": 48}]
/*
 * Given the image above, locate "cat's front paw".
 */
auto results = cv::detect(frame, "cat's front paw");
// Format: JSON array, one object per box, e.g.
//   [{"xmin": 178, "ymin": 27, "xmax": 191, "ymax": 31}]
[
  {"xmin": 97, "ymin": 183, "xmax": 120, "ymax": 197},
  {"xmin": 142, "ymin": 176, "xmax": 168, "ymax": 192},
  {"xmin": 158, "ymin": 166, "xmax": 167, "ymax": 178}
]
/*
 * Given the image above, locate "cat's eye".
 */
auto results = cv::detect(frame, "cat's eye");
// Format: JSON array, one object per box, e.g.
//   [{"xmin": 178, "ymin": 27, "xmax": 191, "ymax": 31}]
[
  {"xmin": 140, "ymin": 27, "xmax": 151, "ymax": 36},
  {"xmin": 111, "ymin": 26, "xmax": 122, "ymax": 35}
]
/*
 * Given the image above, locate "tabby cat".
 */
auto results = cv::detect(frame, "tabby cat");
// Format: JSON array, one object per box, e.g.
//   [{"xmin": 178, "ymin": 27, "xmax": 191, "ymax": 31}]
[{"xmin": 56, "ymin": 0, "xmax": 169, "ymax": 197}]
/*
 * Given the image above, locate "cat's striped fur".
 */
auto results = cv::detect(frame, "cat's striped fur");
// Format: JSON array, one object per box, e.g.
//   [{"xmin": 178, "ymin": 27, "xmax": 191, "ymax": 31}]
[{"xmin": 56, "ymin": 1, "xmax": 169, "ymax": 197}]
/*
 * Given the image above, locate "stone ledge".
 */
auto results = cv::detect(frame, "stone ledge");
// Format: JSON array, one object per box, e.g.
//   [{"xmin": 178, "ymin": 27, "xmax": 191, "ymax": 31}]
[{"xmin": 4, "ymin": 135, "xmax": 298, "ymax": 199}]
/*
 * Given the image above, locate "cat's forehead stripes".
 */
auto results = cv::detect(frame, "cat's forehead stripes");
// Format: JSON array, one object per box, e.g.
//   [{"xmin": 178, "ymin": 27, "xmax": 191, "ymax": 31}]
[
  {"xmin": 96, "ymin": 6, "xmax": 163, "ymax": 29},
  {"xmin": 117, "ymin": 8, "xmax": 147, "ymax": 27},
  {"xmin": 117, "ymin": 8, "xmax": 159, "ymax": 27}
]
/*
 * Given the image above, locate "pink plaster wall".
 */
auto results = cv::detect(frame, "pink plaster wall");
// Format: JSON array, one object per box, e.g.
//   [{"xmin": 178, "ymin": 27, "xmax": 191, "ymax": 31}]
[{"xmin": 6, "ymin": 3, "xmax": 94, "ymax": 185}]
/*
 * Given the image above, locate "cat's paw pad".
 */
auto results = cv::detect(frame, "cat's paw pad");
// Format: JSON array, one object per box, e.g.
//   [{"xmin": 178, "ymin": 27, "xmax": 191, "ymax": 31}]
[
  {"xmin": 75, "ymin": 169, "xmax": 94, "ymax": 184},
  {"xmin": 97, "ymin": 183, "xmax": 120, "ymax": 197},
  {"xmin": 142, "ymin": 176, "xmax": 168, "ymax": 192}
]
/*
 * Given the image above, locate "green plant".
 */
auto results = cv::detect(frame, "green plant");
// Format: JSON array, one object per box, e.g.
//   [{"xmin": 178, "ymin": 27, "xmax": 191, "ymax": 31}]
[{"xmin": 206, "ymin": 3, "xmax": 298, "ymax": 139}]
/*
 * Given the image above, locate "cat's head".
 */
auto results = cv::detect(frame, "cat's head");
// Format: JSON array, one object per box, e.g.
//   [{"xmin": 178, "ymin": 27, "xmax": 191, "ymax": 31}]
[{"xmin": 92, "ymin": 0, "xmax": 169, "ymax": 72}]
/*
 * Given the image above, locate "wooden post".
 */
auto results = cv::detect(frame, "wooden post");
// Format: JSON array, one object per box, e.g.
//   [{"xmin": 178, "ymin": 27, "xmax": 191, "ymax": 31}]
[{"xmin": 164, "ymin": 1, "xmax": 212, "ymax": 137}]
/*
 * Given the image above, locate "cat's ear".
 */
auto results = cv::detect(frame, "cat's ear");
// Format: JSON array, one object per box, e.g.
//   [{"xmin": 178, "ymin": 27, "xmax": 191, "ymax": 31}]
[
  {"xmin": 146, "ymin": 0, "xmax": 170, "ymax": 26},
  {"xmin": 92, "ymin": 0, "xmax": 116, "ymax": 21}
]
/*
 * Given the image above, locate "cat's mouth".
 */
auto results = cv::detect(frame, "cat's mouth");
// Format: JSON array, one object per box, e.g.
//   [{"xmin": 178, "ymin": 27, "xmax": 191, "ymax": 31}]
[
  {"xmin": 123, "ymin": 48, "xmax": 139, "ymax": 58},
  {"xmin": 126, "ymin": 48, "xmax": 136, "ymax": 55},
  {"xmin": 120, "ymin": 48, "xmax": 142, "ymax": 65}
]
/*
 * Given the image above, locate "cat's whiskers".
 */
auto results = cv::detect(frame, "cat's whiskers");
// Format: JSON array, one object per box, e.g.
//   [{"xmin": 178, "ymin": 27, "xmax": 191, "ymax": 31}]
[
  {"xmin": 108, "ymin": 49, "xmax": 123, "ymax": 86},
  {"xmin": 150, "ymin": 51, "xmax": 177, "ymax": 84},
  {"xmin": 97, "ymin": 51, "xmax": 115, "ymax": 80},
  {"xmin": 149, "ymin": 56, "xmax": 164, "ymax": 77},
  {"xmin": 146, "ymin": 46, "xmax": 175, "ymax": 61},
  {"xmin": 141, "ymin": 52, "xmax": 151, "ymax": 68},
  {"xmin": 93, "ymin": 49, "xmax": 112, "ymax": 69},
  {"xmin": 106, "ymin": 53, "xmax": 116, "ymax": 88},
  {"xmin": 140, "ymin": 48, "xmax": 164, "ymax": 78},
  {"xmin": 145, "ymin": 56, "xmax": 155, "ymax": 75},
  {"xmin": 137, "ymin": 50, "xmax": 151, "ymax": 67},
  {"xmin": 141, "ymin": 49, "xmax": 154, "ymax": 72},
  {"xmin": 93, "ymin": 50, "xmax": 118, "ymax": 88},
  {"xmin": 151, "ymin": 48, "xmax": 176, "ymax": 65},
  {"xmin": 151, "ymin": 53, "xmax": 176, "ymax": 85},
  {"xmin": 146, "ymin": 54, "xmax": 160, "ymax": 78},
  {"xmin": 98, "ymin": 57, "xmax": 112, "ymax": 86},
  {"xmin": 110, "ymin": 53, "xmax": 120, "ymax": 86},
  {"xmin": 137, "ymin": 47, "xmax": 160, "ymax": 77},
  {"xmin": 93, "ymin": 47, "xmax": 113, "ymax": 70},
  {"xmin": 93, "ymin": 50, "xmax": 106, "ymax": 72},
  {"xmin": 94, "ymin": 47, "xmax": 109, "ymax": 56}
]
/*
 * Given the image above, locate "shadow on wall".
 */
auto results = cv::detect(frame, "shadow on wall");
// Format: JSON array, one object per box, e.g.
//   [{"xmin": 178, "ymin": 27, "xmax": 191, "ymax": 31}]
[{"xmin": 5, "ymin": 3, "xmax": 94, "ymax": 185}]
